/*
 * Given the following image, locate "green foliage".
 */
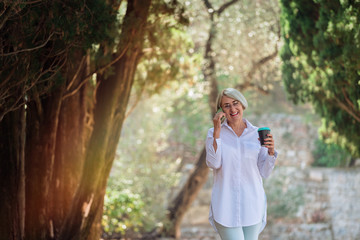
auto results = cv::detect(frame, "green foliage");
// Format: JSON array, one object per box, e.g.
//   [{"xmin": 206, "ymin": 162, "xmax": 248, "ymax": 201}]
[
  {"xmin": 168, "ymin": 80, "xmax": 211, "ymax": 153},
  {"xmin": 312, "ymin": 139, "xmax": 351, "ymax": 167},
  {"xmin": 50, "ymin": 0, "xmax": 117, "ymax": 48},
  {"xmin": 280, "ymin": 0, "xmax": 360, "ymax": 158},
  {"xmin": 102, "ymin": 179, "xmax": 145, "ymax": 235},
  {"xmin": 105, "ymin": 87, "xmax": 184, "ymax": 234},
  {"xmin": 133, "ymin": 3, "xmax": 196, "ymax": 97},
  {"xmin": 134, "ymin": 26, "xmax": 197, "ymax": 96},
  {"xmin": 0, "ymin": 0, "xmax": 117, "ymax": 117},
  {"xmin": 104, "ymin": 74, "xmax": 209, "ymax": 235}
]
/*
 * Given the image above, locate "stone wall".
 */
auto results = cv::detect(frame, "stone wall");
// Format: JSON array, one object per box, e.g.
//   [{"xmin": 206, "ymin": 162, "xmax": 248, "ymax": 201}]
[
  {"xmin": 328, "ymin": 170, "xmax": 360, "ymax": 239},
  {"xmin": 179, "ymin": 114, "xmax": 360, "ymax": 240},
  {"xmin": 260, "ymin": 167, "xmax": 360, "ymax": 240}
]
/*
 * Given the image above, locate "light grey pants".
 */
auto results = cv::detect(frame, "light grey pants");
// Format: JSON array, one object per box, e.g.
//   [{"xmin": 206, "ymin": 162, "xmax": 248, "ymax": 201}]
[{"xmin": 214, "ymin": 220, "xmax": 262, "ymax": 240}]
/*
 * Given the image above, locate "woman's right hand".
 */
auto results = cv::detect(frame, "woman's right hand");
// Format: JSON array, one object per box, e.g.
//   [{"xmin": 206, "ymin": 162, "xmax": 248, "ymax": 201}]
[
  {"xmin": 212, "ymin": 111, "xmax": 225, "ymax": 150},
  {"xmin": 213, "ymin": 111, "xmax": 226, "ymax": 130}
]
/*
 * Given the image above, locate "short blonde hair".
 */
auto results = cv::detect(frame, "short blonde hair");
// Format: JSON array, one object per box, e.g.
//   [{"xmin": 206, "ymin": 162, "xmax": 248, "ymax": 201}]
[{"xmin": 216, "ymin": 88, "xmax": 248, "ymax": 111}]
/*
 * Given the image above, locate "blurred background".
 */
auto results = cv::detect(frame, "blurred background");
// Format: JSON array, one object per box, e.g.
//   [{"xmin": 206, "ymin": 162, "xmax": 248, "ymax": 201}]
[
  {"xmin": 104, "ymin": 1, "xmax": 360, "ymax": 239},
  {"xmin": 1, "ymin": 0, "xmax": 359, "ymax": 240}
]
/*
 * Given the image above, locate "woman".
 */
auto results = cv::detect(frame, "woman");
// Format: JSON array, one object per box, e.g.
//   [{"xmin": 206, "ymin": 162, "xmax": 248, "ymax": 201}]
[{"xmin": 206, "ymin": 88, "xmax": 278, "ymax": 240}]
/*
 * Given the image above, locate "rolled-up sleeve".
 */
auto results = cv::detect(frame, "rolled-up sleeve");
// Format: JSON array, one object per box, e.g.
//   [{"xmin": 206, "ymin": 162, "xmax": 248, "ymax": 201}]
[
  {"xmin": 206, "ymin": 129, "xmax": 222, "ymax": 169},
  {"xmin": 257, "ymin": 147, "xmax": 277, "ymax": 178}
]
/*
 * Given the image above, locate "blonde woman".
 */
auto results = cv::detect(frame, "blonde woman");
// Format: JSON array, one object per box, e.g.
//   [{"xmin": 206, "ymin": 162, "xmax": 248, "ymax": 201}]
[{"xmin": 206, "ymin": 88, "xmax": 278, "ymax": 240}]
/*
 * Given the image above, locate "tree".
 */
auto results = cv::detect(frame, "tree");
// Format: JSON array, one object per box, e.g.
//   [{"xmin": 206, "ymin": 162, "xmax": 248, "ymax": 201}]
[
  {"xmin": 0, "ymin": 1, "xmax": 187, "ymax": 239},
  {"xmin": 280, "ymin": 0, "xmax": 360, "ymax": 158},
  {"xmin": 1, "ymin": 1, "xmax": 118, "ymax": 239}
]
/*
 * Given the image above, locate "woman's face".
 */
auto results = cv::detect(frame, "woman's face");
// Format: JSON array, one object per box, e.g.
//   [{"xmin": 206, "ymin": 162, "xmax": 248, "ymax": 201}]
[{"xmin": 221, "ymin": 95, "xmax": 244, "ymax": 123}]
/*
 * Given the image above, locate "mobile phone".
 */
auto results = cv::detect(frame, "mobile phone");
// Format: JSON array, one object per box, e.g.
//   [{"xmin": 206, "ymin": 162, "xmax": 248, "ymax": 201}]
[{"xmin": 217, "ymin": 108, "xmax": 226, "ymax": 123}]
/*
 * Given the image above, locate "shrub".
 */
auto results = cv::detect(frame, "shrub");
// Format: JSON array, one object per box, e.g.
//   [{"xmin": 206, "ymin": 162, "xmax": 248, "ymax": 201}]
[
  {"xmin": 312, "ymin": 139, "xmax": 351, "ymax": 167},
  {"xmin": 102, "ymin": 180, "xmax": 145, "ymax": 238}
]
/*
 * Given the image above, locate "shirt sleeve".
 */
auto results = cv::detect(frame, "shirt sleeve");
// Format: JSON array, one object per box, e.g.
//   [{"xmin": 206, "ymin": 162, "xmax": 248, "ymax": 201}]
[
  {"xmin": 205, "ymin": 128, "xmax": 222, "ymax": 169},
  {"xmin": 257, "ymin": 147, "xmax": 277, "ymax": 178}
]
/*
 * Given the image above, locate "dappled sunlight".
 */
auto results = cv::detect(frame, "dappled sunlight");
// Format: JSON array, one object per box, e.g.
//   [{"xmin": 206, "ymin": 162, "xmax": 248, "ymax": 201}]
[{"xmin": 1, "ymin": 0, "xmax": 358, "ymax": 239}]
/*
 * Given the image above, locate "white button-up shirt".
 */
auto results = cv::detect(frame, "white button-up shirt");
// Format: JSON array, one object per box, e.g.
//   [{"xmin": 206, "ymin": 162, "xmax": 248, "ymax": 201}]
[{"xmin": 206, "ymin": 119, "xmax": 277, "ymax": 231}]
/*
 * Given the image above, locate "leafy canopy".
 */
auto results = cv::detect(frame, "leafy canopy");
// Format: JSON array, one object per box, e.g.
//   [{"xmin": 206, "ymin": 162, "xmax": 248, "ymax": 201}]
[
  {"xmin": 280, "ymin": 0, "xmax": 360, "ymax": 157},
  {"xmin": 0, "ymin": 0, "xmax": 117, "ymax": 118}
]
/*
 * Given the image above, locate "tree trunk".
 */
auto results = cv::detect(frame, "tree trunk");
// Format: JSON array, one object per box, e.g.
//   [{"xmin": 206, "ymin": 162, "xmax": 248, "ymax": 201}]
[
  {"xmin": 204, "ymin": 21, "xmax": 219, "ymax": 116},
  {"xmin": 50, "ymin": 53, "xmax": 90, "ymax": 239},
  {"xmin": 163, "ymin": 13, "xmax": 219, "ymax": 240},
  {"xmin": 25, "ymin": 86, "xmax": 64, "ymax": 240},
  {"xmin": 0, "ymin": 41, "xmax": 90, "ymax": 240},
  {"xmin": 58, "ymin": 1, "xmax": 152, "ymax": 239},
  {"xmin": 165, "ymin": 148, "xmax": 209, "ymax": 239},
  {"xmin": 22, "ymin": 47, "xmax": 89, "ymax": 240},
  {"xmin": 0, "ymin": 105, "xmax": 26, "ymax": 240}
]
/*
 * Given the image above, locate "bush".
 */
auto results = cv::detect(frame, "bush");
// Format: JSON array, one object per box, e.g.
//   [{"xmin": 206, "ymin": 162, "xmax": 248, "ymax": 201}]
[
  {"xmin": 312, "ymin": 139, "xmax": 352, "ymax": 167},
  {"xmin": 102, "ymin": 179, "xmax": 145, "ymax": 238}
]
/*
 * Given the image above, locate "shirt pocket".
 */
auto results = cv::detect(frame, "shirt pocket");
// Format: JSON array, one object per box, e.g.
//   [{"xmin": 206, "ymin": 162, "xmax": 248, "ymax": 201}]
[{"xmin": 243, "ymin": 141, "xmax": 260, "ymax": 162}]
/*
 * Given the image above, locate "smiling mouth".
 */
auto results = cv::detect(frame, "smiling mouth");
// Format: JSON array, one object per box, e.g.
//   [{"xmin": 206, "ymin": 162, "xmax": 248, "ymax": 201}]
[{"xmin": 230, "ymin": 112, "xmax": 239, "ymax": 116}]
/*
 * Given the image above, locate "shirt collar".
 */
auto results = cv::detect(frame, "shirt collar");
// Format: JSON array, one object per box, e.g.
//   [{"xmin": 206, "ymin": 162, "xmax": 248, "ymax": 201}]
[{"xmin": 223, "ymin": 118, "xmax": 257, "ymax": 132}]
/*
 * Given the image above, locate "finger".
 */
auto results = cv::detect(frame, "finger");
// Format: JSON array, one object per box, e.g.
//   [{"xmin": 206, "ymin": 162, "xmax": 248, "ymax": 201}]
[
  {"xmin": 265, "ymin": 140, "xmax": 274, "ymax": 146},
  {"xmin": 264, "ymin": 140, "xmax": 274, "ymax": 146},
  {"xmin": 264, "ymin": 145, "xmax": 274, "ymax": 149},
  {"xmin": 215, "ymin": 112, "xmax": 224, "ymax": 119},
  {"xmin": 265, "ymin": 145, "xmax": 274, "ymax": 149},
  {"xmin": 219, "ymin": 113, "xmax": 226, "ymax": 121},
  {"xmin": 214, "ymin": 113, "xmax": 222, "ymax": 120}
]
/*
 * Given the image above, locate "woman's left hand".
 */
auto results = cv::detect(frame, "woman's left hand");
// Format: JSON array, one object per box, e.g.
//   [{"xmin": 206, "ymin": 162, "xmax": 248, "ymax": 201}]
[{"xmin": 264, "ymin": 134, "xmax": 275, "ymax": 155}]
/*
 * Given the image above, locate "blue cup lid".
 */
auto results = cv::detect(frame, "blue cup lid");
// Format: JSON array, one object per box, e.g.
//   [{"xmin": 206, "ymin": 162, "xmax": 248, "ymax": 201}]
[{"xmin": 258, "ymin": 127, "xmax": 270, "ymax": 131}]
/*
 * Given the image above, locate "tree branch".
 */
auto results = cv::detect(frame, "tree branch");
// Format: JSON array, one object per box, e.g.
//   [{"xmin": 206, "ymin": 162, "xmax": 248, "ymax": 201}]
[
  {"xmin": 235, "ymin": 82, "xmax": 269, "ymax": 95},
  {"xmin": 217, "ymin": 0, "xmax": 240, "ymax": 16},
  {"xmin": 66, "ymin": 56, "xmax": 87, "ymax": 91},
  {"xmin": 62, "ymin": 43, "xmax": 130, "ymax": 100},
  {"xmin": 341, "ymin": 87, "xmax": 357, "ymax": 112},
  {"xmin": 202, "ymin": 0, "xmax": 213, "ymax": 11},
  {"xmin": 235, "ymin": 46, "xmax": 278, "ymax": 94},
  {"xmin": 334, "ymin": 96, "xmax": 360, "ymax": 123},
  {"xmin": 246, "ymin": 45, "xmax": 278, "ymax": 81},
  {"xmin": 0, "ymin": 84, "xmax": 27, "ymax": 122},
  {"xmin": 203, "ymin": 0, "xmax": 240, "ymax": 19},
  {"xmin": 0, "ymin": 2, "xmax": 16, "ymax": 30},
  {"xmin": 0, "ymin": 60, "xmax": 18, "ymax": 89},
  {"xmin": 0, "ymin": 32, "xmax": 56, "ymax": 56}
]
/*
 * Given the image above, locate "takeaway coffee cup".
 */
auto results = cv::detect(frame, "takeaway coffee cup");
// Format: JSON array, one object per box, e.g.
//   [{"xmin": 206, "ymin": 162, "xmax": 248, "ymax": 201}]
[{"xmin": 258, "ymin": 127, "xmax": 270, "ymax": 147}]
